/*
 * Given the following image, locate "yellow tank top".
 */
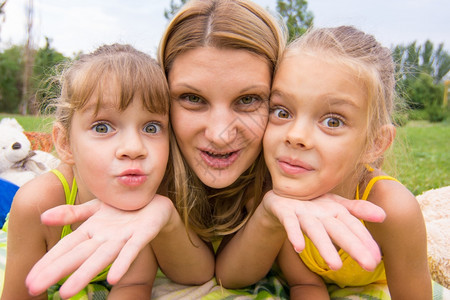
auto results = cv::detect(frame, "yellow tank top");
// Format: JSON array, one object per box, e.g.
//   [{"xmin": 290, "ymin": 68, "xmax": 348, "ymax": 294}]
[
  {"xmin": 298, "ymin": 173, "xmax": 399, "ymax": 288},
  {"xmin": 50, "ymin": 169, "xmax": 110, "ymax": 284}
]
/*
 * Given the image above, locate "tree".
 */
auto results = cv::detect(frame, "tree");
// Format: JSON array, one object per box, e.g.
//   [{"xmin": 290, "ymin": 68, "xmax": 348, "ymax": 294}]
[
  {"xmin": 0, "ymin": 0, "xmax": 7, "ymax": 41},
  {"xmin": 276, "ymin": 0, "xmax": 313, "ymax": 41},
  {"xmin": 0, "ymin": 41, "xmax": 68, "ymax": 114},
  {"xmin": 164, "ymin": 0, "xmax": 188, "ymax": 21},
  {"xmin": 20, "ymin": 0, "xmax": 35, "ymax": 115},
  {"xmin": 0, "ymin": 45, "xmax": 22, "ymax": 113},
  {"xmin": 394, "ymin": 40, "xmax": 449, "ymax": 110}
]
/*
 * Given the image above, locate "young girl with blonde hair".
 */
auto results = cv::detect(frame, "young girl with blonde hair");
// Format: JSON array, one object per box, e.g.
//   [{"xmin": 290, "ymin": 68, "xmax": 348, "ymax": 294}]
[
  {"xmin": 264, "ymin": 26, "xmax": 431, "ymax": 299},
  {"xmin": 3, "ymin": 43, "xmax": 214, "ymax": 299}
]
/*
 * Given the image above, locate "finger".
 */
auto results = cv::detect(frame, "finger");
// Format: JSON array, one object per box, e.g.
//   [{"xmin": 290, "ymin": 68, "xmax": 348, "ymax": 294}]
[
  {"xmin": 107, "ymin": 234, "xmax": 150, "ymax": 284},
  {"xmin": 41, "ymin": 200, "xmax": 101, "ymax": 226},
  {"xmin": 279, "ymin": 213, "xmax": 305, "ymax": 253},
  {"xmin": 27, "ymin": 230, "xmax": 92, "ymax": 285},
  {"xmin": 336, "ymin": 213, "xmax": 381, "ymax": 265},
  {"xmin": 322, "ymin": 217, "xmax": 378, "ymax": 271},
  {"xmin": 330, "ymin": 195, "xmax": 386, "ymax": 223},
  {"xmin": 26, "ymin": 238, "xmax": 100, "ymax": 296},
  {"xmin": 298, "ymin": 215, "xmax": 342, "ymax": 270},
  {"xmin": 58, "ymin": 239, "xmax": 124, "ymax": 299}
]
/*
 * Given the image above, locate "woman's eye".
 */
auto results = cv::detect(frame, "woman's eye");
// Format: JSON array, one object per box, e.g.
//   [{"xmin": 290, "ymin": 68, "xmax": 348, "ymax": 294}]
[
  {"xmin": 92, "ymin": 123, "xmax": 112, "ymax": 133},
  {"xmin": 273, "ymin": 108, "xmax": 291, "ymax": 119},
  {"xmin": 322, "ymin": 117, "xmax": 343, "ymax": 128},
  {"xmin": 144, "ymin": 123, "xmax": 161, "ymax": 134},
  {"xmin": 186, "ymin": 94, "xmax": 202, "ymax": 103},
  {"xmin": 240, "ymin": 96, "xmax": 256, "ymax": 105}
]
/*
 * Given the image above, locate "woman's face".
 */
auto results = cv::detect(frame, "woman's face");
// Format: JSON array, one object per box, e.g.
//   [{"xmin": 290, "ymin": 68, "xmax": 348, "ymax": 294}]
[{"xmin": 168, "ymin": 47, "xmax": 271, "ymax": 188}]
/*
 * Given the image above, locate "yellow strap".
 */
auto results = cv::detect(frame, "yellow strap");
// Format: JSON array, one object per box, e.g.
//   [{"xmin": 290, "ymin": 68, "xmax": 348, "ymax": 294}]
[
  {"xmin": 50, "ymin": 169, "xmax": 78, "ymax": 238},
  {"xmin": 356, "ymin": 175, "xmax": 400, "ymax": 200},
  {"xmin": 50, "ymin": 169, "xmax": 71, "ymax": 202}
]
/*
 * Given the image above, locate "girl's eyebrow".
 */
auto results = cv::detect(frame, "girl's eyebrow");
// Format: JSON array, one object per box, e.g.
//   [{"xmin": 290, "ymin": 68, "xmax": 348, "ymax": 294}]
[{"xmin": 323, "ymin": 96, "xmax": 361, "ymax": 109}]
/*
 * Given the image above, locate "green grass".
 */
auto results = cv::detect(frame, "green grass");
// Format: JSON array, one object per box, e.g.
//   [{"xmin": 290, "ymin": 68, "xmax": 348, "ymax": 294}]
[
  {"xmin": 1, "ymin": 114, "xmax": 448, "ymax": 196},
  {"xmin": 0, "ymin": 113, "xmax": 53, "ymax": 132},
  {"xmin": 385, "ymin": 120, "xmax": 449, "ymax": 195}
]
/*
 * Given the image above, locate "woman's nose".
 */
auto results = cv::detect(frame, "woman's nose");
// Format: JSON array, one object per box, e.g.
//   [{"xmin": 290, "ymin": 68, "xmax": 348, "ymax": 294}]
[{"xmin": 204, "ymin": 109, "xmax": 237, "ymax": 146}]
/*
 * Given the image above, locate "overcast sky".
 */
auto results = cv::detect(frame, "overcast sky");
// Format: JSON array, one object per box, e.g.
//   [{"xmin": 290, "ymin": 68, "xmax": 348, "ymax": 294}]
[{"xmin": 1, "ymin": 0, "xmax": 449, "ymax": 57}]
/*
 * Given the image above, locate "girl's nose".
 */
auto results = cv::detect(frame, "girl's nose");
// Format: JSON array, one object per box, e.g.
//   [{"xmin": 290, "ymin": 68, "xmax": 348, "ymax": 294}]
[
  {"xmin": 285, "ymin": 120, "xmax": 313, "ymax": 150},
  {"xmin": 116, "ymin": 130, "xmax": 148, "ymax": 159}
]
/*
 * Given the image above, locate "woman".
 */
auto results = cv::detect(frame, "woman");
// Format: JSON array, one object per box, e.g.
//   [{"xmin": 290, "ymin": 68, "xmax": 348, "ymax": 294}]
[{"xmin": 26, "ymin": 0, "xmax": 385, "ymax": 296}]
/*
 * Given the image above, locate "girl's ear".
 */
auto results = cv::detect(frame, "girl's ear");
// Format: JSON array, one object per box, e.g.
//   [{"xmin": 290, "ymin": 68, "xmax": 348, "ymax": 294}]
[
  {"xmin": 53, "ymin": 123, "xmax": 75, "ymax": 165},
  {"xmin": 362, "ymin": 124, "xmax": 396, "ymax": 164}
]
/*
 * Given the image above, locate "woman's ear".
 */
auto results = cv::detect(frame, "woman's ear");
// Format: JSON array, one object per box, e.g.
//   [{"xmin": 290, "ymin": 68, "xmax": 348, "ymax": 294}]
[
  {"xmin": 362, "ymin": 124, "xmax": 396, "ymax": 164},
  {"xmin": 53, "ymin": 123, "xmax": 75, "ymax": 165}
]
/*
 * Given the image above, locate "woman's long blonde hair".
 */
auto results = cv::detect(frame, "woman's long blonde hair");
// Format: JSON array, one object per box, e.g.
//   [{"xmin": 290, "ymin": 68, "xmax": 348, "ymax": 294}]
[{"xmin": 159, "ymin": 0, "xmax": 286, "ymax": 241}]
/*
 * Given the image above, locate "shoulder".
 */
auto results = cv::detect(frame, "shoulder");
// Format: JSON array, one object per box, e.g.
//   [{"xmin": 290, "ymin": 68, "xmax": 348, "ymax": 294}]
[
  {"xmin": 365, "ymin": 173, "xmax": 425, "ymax": 245},
  {"xmin": 366, "ymin": 175, "xmax": 420, "ymax": 221},
  {"xmin": 10, "ymin": 168, "xmax": 67, "ymax": 218}
]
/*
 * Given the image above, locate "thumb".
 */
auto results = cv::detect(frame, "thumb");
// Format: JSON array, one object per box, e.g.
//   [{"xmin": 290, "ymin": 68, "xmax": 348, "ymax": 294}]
[{"xmin": 41, "ymin": 199, "xmax": 101, "ymax": 226}]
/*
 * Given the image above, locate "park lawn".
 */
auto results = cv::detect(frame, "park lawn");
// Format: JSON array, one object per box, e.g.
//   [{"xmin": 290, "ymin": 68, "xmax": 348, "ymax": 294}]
[
  {"xmin": 385, "ymin": 120, "xmax": 449, "ymax": 196},
  {"xmin": 0, "ymin": 113, "xmax": 53, "ymax": 132},
  {"xmin": 0, "ymin": 114, "xmax": 448, "ymax": 196}
]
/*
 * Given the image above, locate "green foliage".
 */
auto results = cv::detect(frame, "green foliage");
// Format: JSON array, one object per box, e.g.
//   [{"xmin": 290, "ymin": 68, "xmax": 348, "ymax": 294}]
[
  {"xmin": 0, "ymin": 38, "xmax": 69, "ymax": 114},
  {"xmin": 276, "ymin": 0, "xmax": 313, "ymax": 41},
  {"xmin": 407, "ymin": 73, "xmax": 443, "ymax": 109},
  {"xmin": 164, "ymin": 0, "xmax": 188, "ymax": 20},
  {"xmin": 0, "ymin": 45, "xmax": 23, "ymax": 113},
  {"xmin": 426, "ymin": 104, "xmax": 448, "ymax": 123},
  {"xmin": 393, "ymin": 40, "xmax": 449, "ymax": 118},
  {"xmin": 407, "ymin": 109, "xmax": 429, "ymax": 121}
]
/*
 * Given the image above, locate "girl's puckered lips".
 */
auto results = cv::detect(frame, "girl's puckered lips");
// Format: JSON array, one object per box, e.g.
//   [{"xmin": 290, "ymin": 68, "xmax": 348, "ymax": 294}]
[{"xmin": 117, "ymin": 169, "xmax": 147, "ymax": 186}]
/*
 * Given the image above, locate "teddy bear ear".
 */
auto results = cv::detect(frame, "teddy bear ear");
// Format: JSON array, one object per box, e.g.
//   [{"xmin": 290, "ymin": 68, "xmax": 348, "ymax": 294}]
[
  {"xmin": 0, "ymin": 118, "xmax": 25, "ymax": 132},
  {"xmin": 52, "ymin": 123, "xmax": 75, "ymax": 165}
]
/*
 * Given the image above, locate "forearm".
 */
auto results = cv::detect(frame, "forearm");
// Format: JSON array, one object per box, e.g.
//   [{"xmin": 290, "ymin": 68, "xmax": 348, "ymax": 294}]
[
  {"xmin": 151, "ymin": 205, "xmax": 214, "ymax": 285},
  {"xmin": 215, "ymin": 204, "xmax": 286, "ymax": 288}
]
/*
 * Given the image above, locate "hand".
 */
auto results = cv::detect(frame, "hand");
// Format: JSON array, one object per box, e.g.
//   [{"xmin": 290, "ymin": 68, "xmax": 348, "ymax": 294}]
[
  {"xmin": 26, "ymin": 195, "xmax": 176, "ymax": 299},
  {"xmin": 262, "ymin": 191, "xmax": 386, "ymax": 271}
]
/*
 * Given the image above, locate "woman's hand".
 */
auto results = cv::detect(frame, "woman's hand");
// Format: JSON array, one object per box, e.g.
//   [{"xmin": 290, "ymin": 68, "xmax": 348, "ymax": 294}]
[
  {"xmin": 262, "ymin": 191, "xmax": 386, "ymax": 271},
  {"xmin": 26, "ymin": 194, "xmax": 176, "ymax": 298}
]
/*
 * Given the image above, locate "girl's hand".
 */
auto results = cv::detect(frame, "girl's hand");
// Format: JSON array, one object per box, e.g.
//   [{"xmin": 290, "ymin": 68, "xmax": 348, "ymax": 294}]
[
  {"xmin": 262, "ymin": 191, "xmax": 386, "ymax": 271},
  {"xmin": 26, "ymin": 195, "xmax": 176, "ymax": 298}
]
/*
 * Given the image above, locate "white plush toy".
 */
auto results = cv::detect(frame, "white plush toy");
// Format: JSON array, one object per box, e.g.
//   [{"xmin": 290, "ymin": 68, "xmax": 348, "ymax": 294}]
[{"xmin": 0, "ymin": 118, "xmax": 60, "ymax": 186}]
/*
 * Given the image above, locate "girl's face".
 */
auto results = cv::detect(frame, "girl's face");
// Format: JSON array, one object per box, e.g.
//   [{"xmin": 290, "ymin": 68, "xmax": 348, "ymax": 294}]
[
  {"xmin": 65, "ymin": 87, "xmax": 169, "ymax": 210},
  {"xmin": 264, "ymin": 53, "xmax": 369, "ymax": 200},
  {"xmin": 169, "ymin": 47, "xmax": 271, "ymax": 189}
]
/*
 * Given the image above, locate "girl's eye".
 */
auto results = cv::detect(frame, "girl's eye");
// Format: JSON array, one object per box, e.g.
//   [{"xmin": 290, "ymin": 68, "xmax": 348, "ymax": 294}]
[
  {"xmin": 144, "ymin": 123, "xmax": 161, "ymax": 134},
  {"xmin": 322, "ymin": 117, "xmax": 344, "ymax": 128},
  {"xmin": 92, "ymin": 123, "xmax": 112, "ymax": 133},
  {"xmin": 273, "ymin": 107, "xmax": 291, "ymax": 119}
]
